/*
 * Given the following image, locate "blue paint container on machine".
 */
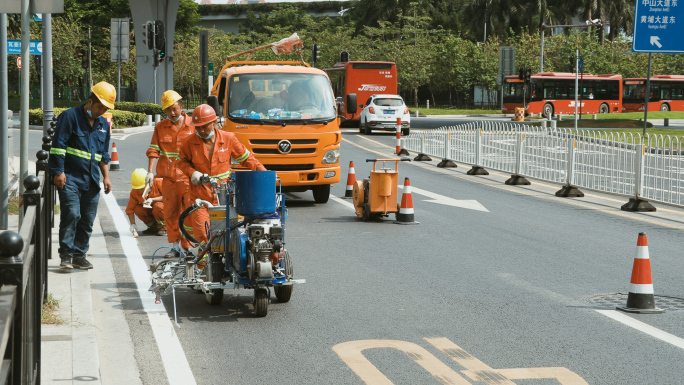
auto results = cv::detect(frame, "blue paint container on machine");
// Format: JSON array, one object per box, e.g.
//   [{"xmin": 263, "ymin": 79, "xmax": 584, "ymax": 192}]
[{"xmin": 234, "ymin": 170, "xmax": 276, "ymax": 217}]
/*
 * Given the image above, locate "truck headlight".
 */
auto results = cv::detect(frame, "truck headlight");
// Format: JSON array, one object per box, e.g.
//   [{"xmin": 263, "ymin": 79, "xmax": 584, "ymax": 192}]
[{"xmin": 322, "ymin": 149, "xmax": 340, "ymax": 164}]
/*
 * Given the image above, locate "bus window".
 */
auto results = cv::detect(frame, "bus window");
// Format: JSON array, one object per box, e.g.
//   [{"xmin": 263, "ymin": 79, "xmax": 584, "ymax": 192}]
[{"xmin": 673, "ymin": 87, "xmax": 684, "ymax": 100}]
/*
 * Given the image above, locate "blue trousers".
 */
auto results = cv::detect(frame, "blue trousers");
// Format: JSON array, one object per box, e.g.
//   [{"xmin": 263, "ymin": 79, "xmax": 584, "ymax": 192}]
[{"xmin": 57, "ymin": 182, "xmax": 100, "ymax": 258}]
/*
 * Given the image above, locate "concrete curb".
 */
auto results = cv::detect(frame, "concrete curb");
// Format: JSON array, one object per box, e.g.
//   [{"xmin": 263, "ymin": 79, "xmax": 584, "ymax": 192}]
[{"xmin": 111, "ymin": 125, "xmax": 154, "ymax": 134}]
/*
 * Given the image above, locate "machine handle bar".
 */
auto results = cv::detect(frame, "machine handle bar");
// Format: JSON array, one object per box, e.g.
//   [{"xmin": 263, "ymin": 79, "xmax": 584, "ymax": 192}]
[{"xmin": 365, "ymin": 158, "xmax": 411, "ymax": 162}]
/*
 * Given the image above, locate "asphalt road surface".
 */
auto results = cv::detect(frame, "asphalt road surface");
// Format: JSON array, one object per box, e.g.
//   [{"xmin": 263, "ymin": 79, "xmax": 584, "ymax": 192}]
[{"xmin": 49, "ymin": 117, "xmax": 684, "ymax": 384}]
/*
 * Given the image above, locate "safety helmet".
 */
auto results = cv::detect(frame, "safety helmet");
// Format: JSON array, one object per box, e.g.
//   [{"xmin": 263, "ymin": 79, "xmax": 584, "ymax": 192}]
[
  {"xmin": 91, "ymin": 81, "xmax": 116, "ymax": 109},
  {"xmin": 161, "ymin": 90, "xmax": 183, "ymax": 110},
  {"xmin": 188, "ymin": 104, "xmax": 217, "ymax": 127},
  {"xmin": 131, "ymin": 168, "xmax": 147, "ymax": 190}
]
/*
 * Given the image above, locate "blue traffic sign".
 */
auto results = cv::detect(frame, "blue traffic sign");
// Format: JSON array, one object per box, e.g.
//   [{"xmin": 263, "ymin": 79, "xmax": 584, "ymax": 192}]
[
  {"xmin": 7, "ymin": 40, "xmax": 42, "ymax": 55},
  {"xmin": 633, "ymin": 0, "xmax": 684, "ymax": 53}
]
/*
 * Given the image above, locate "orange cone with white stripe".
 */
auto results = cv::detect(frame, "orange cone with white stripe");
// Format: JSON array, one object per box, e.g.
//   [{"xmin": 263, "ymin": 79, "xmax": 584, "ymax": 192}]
[
  {"xmin": 617, "ymin": 232, "xmax": 664, "ymax": 314},
  {"xmin": 395, "ymin": 177, "xmax": 417, "ymax": 224},
  {"xmin": 345, "ymin": 161, "xmax": 356, "ymax": 198},
  {"xmin": 110, "ymin": 142, "xmax": 121, "ymax": 171}
]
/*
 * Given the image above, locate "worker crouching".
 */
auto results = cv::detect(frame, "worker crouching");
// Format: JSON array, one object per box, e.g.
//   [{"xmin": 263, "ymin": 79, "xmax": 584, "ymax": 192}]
[
  {"xmin": 127, "ymin": 168, "xmax": 165, "ymax": 237},
  {"xmin": 176, "ymin": 104, "xmax": 266, "ymax": 242}
]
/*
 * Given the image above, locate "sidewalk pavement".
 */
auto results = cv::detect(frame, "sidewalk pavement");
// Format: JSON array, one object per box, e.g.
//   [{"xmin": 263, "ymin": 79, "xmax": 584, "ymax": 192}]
[{"xmin": 7, "ymin": 211, "xmax": 143, "ymax": 385}]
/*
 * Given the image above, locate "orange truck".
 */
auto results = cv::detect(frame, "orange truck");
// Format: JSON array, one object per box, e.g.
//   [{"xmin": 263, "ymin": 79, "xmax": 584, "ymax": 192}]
[{"xmin": 207, "ymin": 34, "xmax": 357, "ymax": 203}]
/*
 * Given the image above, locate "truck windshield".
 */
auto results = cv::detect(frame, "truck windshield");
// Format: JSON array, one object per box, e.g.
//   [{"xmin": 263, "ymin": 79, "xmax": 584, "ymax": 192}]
[{"xmin": 228, "ymin": 73, "xmax": 336, "ymax": 121}]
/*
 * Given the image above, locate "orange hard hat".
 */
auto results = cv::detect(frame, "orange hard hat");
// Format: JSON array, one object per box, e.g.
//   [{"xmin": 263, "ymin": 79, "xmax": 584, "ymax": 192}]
[{"xmin": 189, "ymin": 104, "xmax": 217, "ymax": 126}]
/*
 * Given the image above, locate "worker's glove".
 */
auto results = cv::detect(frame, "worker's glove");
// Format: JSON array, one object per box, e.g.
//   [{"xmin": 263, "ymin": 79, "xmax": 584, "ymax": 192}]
[
  {"xmin": 129, "ymin": 224, "xmax": 138, "ymax": 233},
  {"xmin": 191, "ymin": 171, "xmax": 203, "ymax": 185},
  {"xmin": 144, "ymin": 198, "xmax": 153, "ymax": 206},
  {"xmin": 145, "ymin": 172, "xmax": 154, "ymax": 187}
]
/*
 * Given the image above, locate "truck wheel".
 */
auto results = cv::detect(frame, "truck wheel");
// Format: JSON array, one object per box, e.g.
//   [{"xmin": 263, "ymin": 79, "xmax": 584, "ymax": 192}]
[
  {"xmin": 312, "ymin": 184, "xmax": 330, "ymax": 203},
  {"xmin": 599, "ymin": 103, "xmax": 610, "ymax": 114},
  {"xmin": 254, "ymin": 288, "xmax": 268, "ymax": 317},
  {"xmin": 204, "ymin": 253, "xmax": 224, "ymax": 305},
  {"xmin": 274, "ymin": 251, "xmax": 293, "ymax": 303}
]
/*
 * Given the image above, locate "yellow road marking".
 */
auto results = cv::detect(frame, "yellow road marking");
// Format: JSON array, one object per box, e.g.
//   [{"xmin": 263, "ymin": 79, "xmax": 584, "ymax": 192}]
[
  {"xmin": 333, "ymin": 337, "xmax": 589, "ymax": 384},
  {"xmin": 342, "ymin": 136, "xmax": 684, "ymax": 232}
]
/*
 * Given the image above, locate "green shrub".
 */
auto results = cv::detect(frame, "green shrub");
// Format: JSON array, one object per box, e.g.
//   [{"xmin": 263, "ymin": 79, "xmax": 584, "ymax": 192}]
[
  {"xmin": 28, "ymin": 107, "xmax": 145, "ymax": 129},
  {"xmin": 114, "ymin": 101, "xmax": 164, "ymax": 116}
]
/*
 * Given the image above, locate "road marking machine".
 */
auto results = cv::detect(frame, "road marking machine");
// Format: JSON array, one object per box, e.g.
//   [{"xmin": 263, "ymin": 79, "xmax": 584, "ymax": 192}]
[
  {"xmin": 353, "ymin": 158, "xmax": 411, "ymax": 221},
  {"xmin": 149, "ymin": 170, "xmax": 304, "ymax": 319}
]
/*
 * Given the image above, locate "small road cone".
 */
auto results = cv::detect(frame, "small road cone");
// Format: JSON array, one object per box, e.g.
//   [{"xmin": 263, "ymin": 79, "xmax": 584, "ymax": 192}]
[
  {"xmin": 110, "ymin": 142, "xmax": 121, "ymax": 171},
  {"xmin": 617, "ymin": 232, "xmax": 664, "ymax": 314},
  {"xmin": 345, "ymin": 161, "xmax": 356, "ymax": 198},
  {"xmin": 395, "ymin": 177, "xmax": 418, "ymax": 225}
]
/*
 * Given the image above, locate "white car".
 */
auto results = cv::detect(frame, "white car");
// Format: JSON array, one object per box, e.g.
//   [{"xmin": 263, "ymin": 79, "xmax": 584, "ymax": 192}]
[{"xmin": 358, "ymin": 94, "xmax": 410, "ymax": 136}]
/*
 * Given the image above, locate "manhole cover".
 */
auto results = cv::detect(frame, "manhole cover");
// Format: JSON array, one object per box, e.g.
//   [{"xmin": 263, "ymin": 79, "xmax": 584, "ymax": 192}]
[{"xmin": 588, "ymin": 293, "xmax": 684, "ymax": 312}]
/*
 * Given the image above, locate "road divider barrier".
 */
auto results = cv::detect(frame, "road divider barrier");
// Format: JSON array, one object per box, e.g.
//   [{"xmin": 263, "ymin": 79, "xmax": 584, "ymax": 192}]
[
  {"xmin": 617, "ymin": 232, "xmax": 664, "ymax": 314},
  {"xmin": 396, "ymin": 118, "xmax": 409, "ymax": 156},
  {"xmin": 402, "ymin": 121, "xmax": 684, "ymax": 211},
  {"xmin": 514, "ymin": 107, "xmax": 525, "ymax": 122},
  {"xmin": 345, "ymin": 161, "xmax": 356, "ymax": 198},
  {"xmin": 395, "ymin": 177, "xmax": 417, "ymax": 225},
  {"xmin": 110, "ymin": 142, "xmax": 121, "ymax": 171}
]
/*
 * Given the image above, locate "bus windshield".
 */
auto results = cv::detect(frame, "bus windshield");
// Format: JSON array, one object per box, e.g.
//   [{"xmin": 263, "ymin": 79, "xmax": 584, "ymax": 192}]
[
  {"xmin": 503, "ymin": 80, "xmax": 526, "ymax": 103},
  {"xmin": 228, "ymin": 73, "xmax": 336, "ymax": 121}
]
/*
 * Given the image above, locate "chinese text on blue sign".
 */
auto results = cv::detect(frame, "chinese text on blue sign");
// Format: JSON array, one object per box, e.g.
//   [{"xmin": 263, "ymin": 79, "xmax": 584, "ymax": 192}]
[{"xmin": 633, "ymin": 0, "xmax": 684, "ymax": 53}]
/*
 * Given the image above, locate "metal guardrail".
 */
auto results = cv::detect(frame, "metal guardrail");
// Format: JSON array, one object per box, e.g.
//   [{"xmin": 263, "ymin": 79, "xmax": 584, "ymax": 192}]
[
  {"xmin": 0, "ymin": 127, "xmax": 55, "ymax": 384},
  {"xmin": 403, "ymin": 121, "xmax": 684, "ymax": 209}
]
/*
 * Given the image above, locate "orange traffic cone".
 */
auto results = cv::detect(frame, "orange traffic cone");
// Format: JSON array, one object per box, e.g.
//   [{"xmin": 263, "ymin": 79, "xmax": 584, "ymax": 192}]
[
  {"xmin": 395, "ymin": 177, "xmax": 418, "ymax": 225},
  {"xmin": 617, "ymin": 232, "xmax": 664, "ymax": 314},
  {"xmin": 110, "ymin": 142, "xmax": 121, "ymax": 171},
  {"xmin": 345, "ymin": 161, "xmax": 356, "ymax": 198}
]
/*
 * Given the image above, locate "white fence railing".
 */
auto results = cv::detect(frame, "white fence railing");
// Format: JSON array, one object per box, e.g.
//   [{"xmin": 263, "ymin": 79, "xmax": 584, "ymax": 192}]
[{"xmin": 402, "ymin": 122, "xmax": 684, "ymax": 209}]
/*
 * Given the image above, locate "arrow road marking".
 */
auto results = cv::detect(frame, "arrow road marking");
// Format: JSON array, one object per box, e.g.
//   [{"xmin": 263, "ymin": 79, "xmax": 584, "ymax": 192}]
[
  {"xmin": 399, "ymin": 185, "xmax": 489, "ymax": 212},
  {"xmin": 651, "ymin": 36, "xmax": 662, "ymax": 48}
]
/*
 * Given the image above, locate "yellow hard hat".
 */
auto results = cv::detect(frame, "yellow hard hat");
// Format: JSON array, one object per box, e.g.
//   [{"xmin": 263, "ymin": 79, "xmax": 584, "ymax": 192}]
[
  {"xmin": 131, "ymin": 168, "xmax": 147, "ymax": 189},
  {"xmin": 161, "ymin": 90, "xmax": 183, "ymax": 110},
  {"xmin": 91, "ymin": 81, "xmax": 116, "ymax": 109}
]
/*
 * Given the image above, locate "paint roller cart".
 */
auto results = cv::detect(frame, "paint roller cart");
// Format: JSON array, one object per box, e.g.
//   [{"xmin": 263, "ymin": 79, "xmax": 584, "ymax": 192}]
[
  {"xmin": 353, "ymin": 158, "xmax": 411, "ymax": 221},
  {"xmin": 149, "ymin": 170, "xmax": 305, "ymax": 319}
]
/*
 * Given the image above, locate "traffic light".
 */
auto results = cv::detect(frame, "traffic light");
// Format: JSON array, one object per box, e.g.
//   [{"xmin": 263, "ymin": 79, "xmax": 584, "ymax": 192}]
[
  {"xmin": 525, "ymin": 68, "xmax": 531, "ymax": 83},
  {"xmin": 312, "ymin": 43, "xmax": 321, "ymax": 63},
  {"xmin": 518, "ymin": 67, "xmax": 524, "ymax": 81},
  {"xmin": 568, "ymin": 55, "xmax": 575, "ymax": 72},
  {"xmin": 141, "ymin": 21, "xmax": 154, "ymax": 50},
  {"xmin": 81, "ymin": 49, "xmax": 89, "ymax": 69},
  {"xmin": 33, "ymin": 54, "xmax": 41, "ymax": 74},
  {"xmin": 155, "ymin": 20, "xmax": 165, "ymax": 60}
]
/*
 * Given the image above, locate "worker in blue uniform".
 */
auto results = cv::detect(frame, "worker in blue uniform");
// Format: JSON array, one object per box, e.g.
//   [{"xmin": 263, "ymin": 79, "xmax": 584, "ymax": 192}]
[{"xmin": 48, "ymin": 82, "xmax": 116, "ymax": 270}]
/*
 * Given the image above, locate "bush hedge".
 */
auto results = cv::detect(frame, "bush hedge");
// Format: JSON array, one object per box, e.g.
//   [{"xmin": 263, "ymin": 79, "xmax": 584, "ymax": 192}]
[
  {"xmin": 28, "ymin": 108, "xmax": 146, "ymax": 129},
  {"xmin": 114, "ymin": 101, "xmax": 164, "ymax": 116}
]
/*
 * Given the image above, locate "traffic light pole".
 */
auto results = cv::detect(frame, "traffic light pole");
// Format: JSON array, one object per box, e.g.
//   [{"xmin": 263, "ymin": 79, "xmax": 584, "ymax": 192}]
[
  {"xmin": 574, "ymin": 49, "xmax": 579, "ymax": 130},
  {"xmin": 117, "ymin": 19, "xmax": 121, "ymax": 102},
  {"xmin": 42, "ymin": 13, "xmax": 54, "ymax": 137},
  {"xmin": 19, "ymin": 0, "xmax": 30, "ymax": 225}
]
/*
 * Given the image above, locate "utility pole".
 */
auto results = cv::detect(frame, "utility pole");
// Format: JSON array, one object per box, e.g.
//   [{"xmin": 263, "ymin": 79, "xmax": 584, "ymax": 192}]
[
  {"xmin": 1, "ymin": 14, "xmax": 8, "ymax": 229},
  {"xmin": 19, "ymin": 0, "xmax": 30, "ymax": 225},
  {"xmin": 88, "ymin": 26, "xmax": 93, "ymax": 89},
  {"xmin": 43, "ymin": 14, "xmax": 54, "ymax": 137}
]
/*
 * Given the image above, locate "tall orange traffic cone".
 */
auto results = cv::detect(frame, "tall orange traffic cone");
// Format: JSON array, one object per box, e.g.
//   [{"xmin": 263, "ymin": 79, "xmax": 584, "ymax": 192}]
[
  {"xmin": 395, "ymin": 177, "xmax": 418, "ymax": 225},
  {"xmin": 110, "ymin": 142, "xmax": 121, "ymax": 171},
  {"xmin": 345, "ymin": 161, "xmax": 356, "ymax": 198},
  {"xmin": 617, "ymin": 232, "xmax": 664, "ymax": 314}
]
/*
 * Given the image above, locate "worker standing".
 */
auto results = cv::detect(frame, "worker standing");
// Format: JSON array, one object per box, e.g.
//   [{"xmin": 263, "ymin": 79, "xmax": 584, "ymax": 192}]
[
  {"xmin": 49, "ymin": 81, "xmax": 115, "ymax": 269},
  {"xmin": 146, "ymin": 90, "xmax": 196, "ymax": 258},
  {"xmin": 126, "ymin": 168, "xmax": 165, "ymax": 237},
  {"xmin": 177, "ymin": 104, "xmax": 266, "ymax": 242}
]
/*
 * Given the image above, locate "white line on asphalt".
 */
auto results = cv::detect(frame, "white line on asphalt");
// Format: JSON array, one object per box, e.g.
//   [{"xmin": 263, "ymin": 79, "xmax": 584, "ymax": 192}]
[
  {"xmin": 398, "ymin": 185, "xmax": 489, "ymax": 212},
  {"xmin": 102, "ymin": 190, "xmax": 197, "ymax": 385},
  {"xmin": 596, "ymin": 310, "xmax": 684, "ymax": 351},
  {"xmin": 330, "ymin": 195, "xmax": 356, "ymax": 210}
]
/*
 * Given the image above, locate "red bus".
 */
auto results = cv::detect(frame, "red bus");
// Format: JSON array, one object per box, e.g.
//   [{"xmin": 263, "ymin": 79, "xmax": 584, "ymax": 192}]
[
  {"xmin": 324, "ymin": 61, "xmax": 397, "ymax": 124},
  {"xmin": 502, "ymin": 72, "xmax": 622, "ymax": 118},
  {"xmin": 622, "ymin": 75, "xmax": 684, "ymax": 112}
]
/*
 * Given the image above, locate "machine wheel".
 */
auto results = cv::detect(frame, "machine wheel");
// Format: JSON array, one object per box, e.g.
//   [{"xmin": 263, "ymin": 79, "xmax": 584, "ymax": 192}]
[
  {"xmin": 363, "ymin": 119, "xmax": 372, "ymax": 135},
  {"xmin": 204, "ymin": 253, "xmax": 224, "ymax": 305},
  {"xmin": 312, "ymin": 184, "xmax": 330, "ymax": 203},
  {"xmin": 362, "ymin": 203, "xmax": 371, "ymax": 221},
  {"xmin": 274, "ymin": 251, "xmax": 293, "ymax": 303},
  {"xmin": 254, "ymin": 288, "xmax": 269, "ymax": 317},
  {"xmin": 543, "ymin": 103, "xmax": 554, "ymax": 119},
  {"xmin": 599, "ymin": 103, "xmax": 610, "ymax": 114},
  {"xmin": 660, "ymin": 103, "xmax": 670, "ymax": 111},
  {"xmin": 402, "ymin": 127, "xmax": 410, "ymax": 136}
]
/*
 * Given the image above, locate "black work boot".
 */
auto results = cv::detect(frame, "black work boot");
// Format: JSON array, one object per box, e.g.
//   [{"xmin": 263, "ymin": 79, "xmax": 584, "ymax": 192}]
[
  {"xmin": 60, "ymin": 255, "xmax": 73, "ymax": 269},
  {"xmin": 72, "ymin": 257, "xmax": 93, "ymax": 270}
]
